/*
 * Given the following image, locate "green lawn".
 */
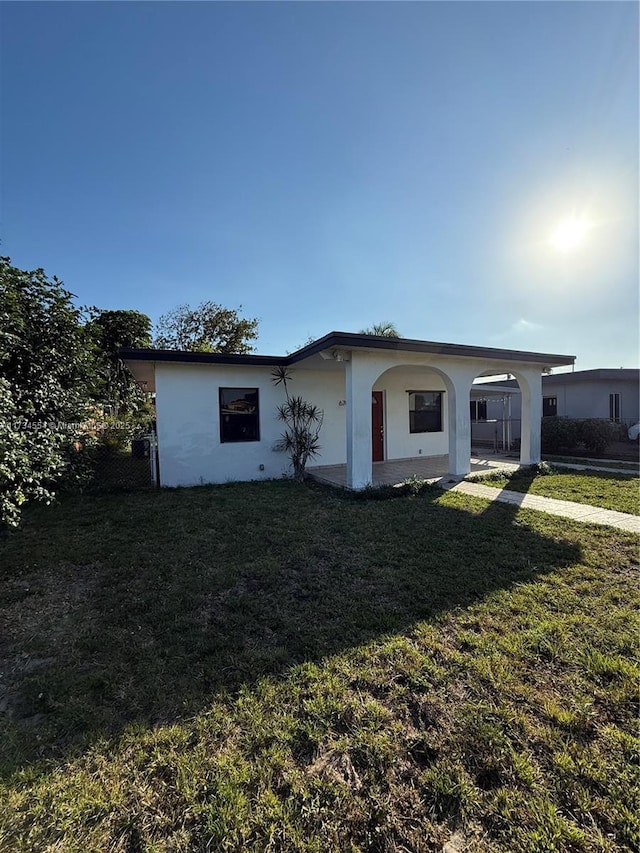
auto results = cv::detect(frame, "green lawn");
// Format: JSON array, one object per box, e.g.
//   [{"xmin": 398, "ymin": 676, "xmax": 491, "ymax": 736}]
[
  {"xmin": 544, "ymin": 455, "xmax": 640, "ymax": 474},
  {"xmin": 474, "ymin": 467, "xmax": 640, "ymax": 515},
  {"xmin": 1, "ymin": 482, "xmax": 638, "ymax": 852}
]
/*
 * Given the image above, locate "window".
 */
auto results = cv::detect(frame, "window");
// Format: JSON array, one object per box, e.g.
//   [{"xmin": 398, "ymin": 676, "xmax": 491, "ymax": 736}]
[
  {"xmin": 609, "ymin": 393, "xmax": 621, "ymax": 422},
  {"xmin": 543, "ymin": 396, "xmax": 557, "ymax": 417},
  {"xmin": 219, "ymin": 388, "xmax": 260, "ymax": 442},
  {"xmin": 470, "ymin": 400, "xmax": 488, "ymax": 422},
  {"xmin": 409, "ymin": 391, "xmax": 442, "ymax": 433}
]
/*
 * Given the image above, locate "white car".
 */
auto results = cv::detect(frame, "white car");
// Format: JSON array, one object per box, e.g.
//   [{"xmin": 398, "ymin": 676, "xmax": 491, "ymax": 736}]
[{"xmin": 628, "ymin": 422, "xmax": 640, "ymax": 441}]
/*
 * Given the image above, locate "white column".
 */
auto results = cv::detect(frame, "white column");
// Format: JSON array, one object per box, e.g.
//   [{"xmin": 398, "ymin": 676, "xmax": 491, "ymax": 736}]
[
  {"xmin": 346, "ymin": 355, "xmax": 375, "ymax": 489},
  {"xmin": 447, "ymin": 372, "xmax": 473, "ymax": 477},
  {"xmin": 519, "ymin": 370, "xmax": 542, "ymax": 464}
]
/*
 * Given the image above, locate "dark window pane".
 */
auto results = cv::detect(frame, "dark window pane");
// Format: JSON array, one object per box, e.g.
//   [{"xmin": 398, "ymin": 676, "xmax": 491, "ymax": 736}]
[
  {"xmin": 609, "ymin": 393, "xmax": 620, "ymax": 422},
  {"xmin": 542, "ymin": 396, "xmax": 557, "ymax": 418},
  {"xmin": 220, "ymin": 388, "xmax": 260, "ymax": 442},
  {"xmin": 470, "ymin": 400, "xmax": 488, "ymax": 422},
  {"xmin": 409, "ymin": 391, "xmax": 442, "ymax": 433}
]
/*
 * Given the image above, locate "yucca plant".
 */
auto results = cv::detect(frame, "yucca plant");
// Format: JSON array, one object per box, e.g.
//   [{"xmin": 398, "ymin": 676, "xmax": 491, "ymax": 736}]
[{"xmin": 272, "ymin": 367, "xmax": 324, "ymax": 481}]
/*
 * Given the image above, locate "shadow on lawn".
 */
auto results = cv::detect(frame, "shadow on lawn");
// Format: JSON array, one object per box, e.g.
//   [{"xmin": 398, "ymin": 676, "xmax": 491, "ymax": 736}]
[{"xmin": 0, "ymin": 479, "xmax": 582, "ymax": 776}]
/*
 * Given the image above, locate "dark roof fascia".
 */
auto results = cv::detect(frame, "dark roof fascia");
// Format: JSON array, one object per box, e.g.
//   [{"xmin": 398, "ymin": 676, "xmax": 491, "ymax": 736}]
[
  {"xmin": 120, "ymin": 348, "xmax": 287, "ymax": 367},
  {"xmin": 287, "ymin": 332, "xmax": 575, "ymax": 366},
  {"xmin": 121, "ymin": 334, "xmax": 575, "ymax": 368},
  {"xmin": 479, "ymin": 369, "xmax": 640, "ymax": 390}
]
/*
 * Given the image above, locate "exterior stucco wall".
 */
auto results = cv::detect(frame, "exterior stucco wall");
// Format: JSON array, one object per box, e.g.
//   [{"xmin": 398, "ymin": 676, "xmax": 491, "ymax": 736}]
[
  {"xmin": 550, "ymin": 379, "xmax": 639, "ymax": 422},
  {"xmin": 153, "ymin": 350, "xmax": 548, "ymax": 487},
  {"xmin": 504, "ymin": 377, "xmax": 639, "ymax": 431},
  {"xmin": 155, "ymin": 363, "xmax": 453, "ymax": 486},
  {"xmin": 155, "ymin": 364, "xmax": 346, "ymax": 487},
  {"xmin": 373, "ymin": 368, "xmax": 448, "ymax": 459},
  {"xmin": 341, "ymin": 348, "xmax": 544, "ymax": 483}
]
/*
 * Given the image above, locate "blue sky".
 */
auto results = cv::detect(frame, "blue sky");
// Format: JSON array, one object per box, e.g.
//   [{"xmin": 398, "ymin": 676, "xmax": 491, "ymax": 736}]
[{"xmin": 2, "ymin": 1, "xmax": 638, "ymax": 369}]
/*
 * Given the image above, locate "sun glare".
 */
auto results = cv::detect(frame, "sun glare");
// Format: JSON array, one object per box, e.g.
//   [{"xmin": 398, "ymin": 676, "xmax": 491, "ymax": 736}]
[{"xmin": 549, "ymin": 214, "xmax": 593, "ymax": 253}]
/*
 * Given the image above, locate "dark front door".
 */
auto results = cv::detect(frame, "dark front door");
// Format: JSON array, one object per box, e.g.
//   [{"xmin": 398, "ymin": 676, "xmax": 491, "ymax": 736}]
[{"xmin": 372, "ymin": 391, "xmax": 384, "ymax": 461}]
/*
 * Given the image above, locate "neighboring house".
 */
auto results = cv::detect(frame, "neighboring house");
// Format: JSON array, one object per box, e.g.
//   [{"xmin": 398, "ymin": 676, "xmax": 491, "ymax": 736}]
[
  {"xmin": 478, "ymin": 368, "xmax": 640, "ymax": 441},
  {"xmin": 540, "ymin": 369, "xmax": 639, "ymax": 423},
  {"xmin": 469, "ymin": 384, "xmax": 522, "ymax": 451},
  {"xmin": 122, "ymin": 332, "xmax": 574, "ymax": 489}
]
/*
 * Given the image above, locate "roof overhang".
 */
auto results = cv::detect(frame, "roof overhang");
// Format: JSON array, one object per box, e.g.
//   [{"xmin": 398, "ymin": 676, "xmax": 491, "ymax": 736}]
[
  {"xmin": 285, "ymin": 332, "xmax": 575, "ymax": 367},
  {"xmin": 470, "ymin": 384, "xmax": 521, "ymax": 396},
  {"xmin": 121, "ymin": 331, "xmax": 575, "ymax": 393}
]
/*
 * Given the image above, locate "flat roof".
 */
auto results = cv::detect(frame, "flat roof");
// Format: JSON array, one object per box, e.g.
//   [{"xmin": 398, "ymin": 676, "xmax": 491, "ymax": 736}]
[
  {"xmin": 478, "ymin": 367, "xmax": 639, "ymax": 388},
  {"xmin": 121, "ymin": 331, "xmax": 575, "ymax": 368},
  {"xmin": 541, "ymin": 368, "xmax": 639, "ymax": 384}
]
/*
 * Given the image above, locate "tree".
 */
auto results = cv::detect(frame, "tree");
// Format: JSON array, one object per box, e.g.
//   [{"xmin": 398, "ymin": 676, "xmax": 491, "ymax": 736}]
[
  {"xmin": 288, "ymin": 335, "xmax": 316, "ymax": 354},
  {"xmin": 359, "ymin": 322, "xmax": 401, "ymax": 337},
  {"xmin": 0, "ymin": 257, "xmax": 95, "ymax": 526},
  {"xmin": 85, "ymin": 309, "xmax": 152, "ymax": 416},
  {"xmin": 154, "ymin": 302, "xmax": 259, "ymax": 353},
  {"xmin": 272, "ymin": 367, "xmax": 323, "ymax": 481}
]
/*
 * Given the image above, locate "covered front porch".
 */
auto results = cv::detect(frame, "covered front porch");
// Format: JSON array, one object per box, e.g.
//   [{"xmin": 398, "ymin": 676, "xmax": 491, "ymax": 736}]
[
  {"xmin": 308, "ymin": 453, "xmax": 520, "ymax": 488},
  {"xmin": 338, "ymin": 347, "xmax": 551, "ymax": 489}
]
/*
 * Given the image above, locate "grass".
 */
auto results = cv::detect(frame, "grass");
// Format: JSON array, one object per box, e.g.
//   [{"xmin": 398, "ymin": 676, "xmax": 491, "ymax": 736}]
[
  {"xmin": 544, "ymin": 454, "xmax": 640, "ymax": 474},
  {"xmin": 0, "ymin": 481, "xmax": 638, "ymax": 852},
  {"xmin": 472, "ymin": 467, "xmax": 640, "ymax": 516}
]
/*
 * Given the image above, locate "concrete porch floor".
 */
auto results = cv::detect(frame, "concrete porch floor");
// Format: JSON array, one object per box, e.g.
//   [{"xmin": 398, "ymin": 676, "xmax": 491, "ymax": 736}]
[{"xmin": 307, "ymin": 453, "xmax": 521, "ymax": 488}]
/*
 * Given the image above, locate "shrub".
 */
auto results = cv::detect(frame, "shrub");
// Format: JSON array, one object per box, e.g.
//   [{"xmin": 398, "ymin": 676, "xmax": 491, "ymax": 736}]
[
  {"xmin": 94, "ymin": 410, "xmax": 153, "ymax": 453},
  {"xmin": 347, "ymin": 479, "xmax": 440, "ymax": 501},
  {"xmin": 541, "ymin": 417, "xmax": 580, "ymax": 453},
  {"xmin": 577, "ymin": 419, "xmax": 616, "ymax": 455},
  {"xmin": 532, "ymin": 461, "xmax": 556, "ymax": 476},
  {"xmin": 541, "ymin": 417, "xmax": 616, "ymax": 456}
]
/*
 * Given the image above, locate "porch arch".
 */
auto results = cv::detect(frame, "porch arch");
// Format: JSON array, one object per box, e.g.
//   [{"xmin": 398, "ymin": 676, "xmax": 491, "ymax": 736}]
[
  {"xmin": 345, "ymin": 354, "xmax": 477, "ymax": 488},
  {"xmin": 469, "ymin": 367, "xmax": 543, "ymax": 465}
]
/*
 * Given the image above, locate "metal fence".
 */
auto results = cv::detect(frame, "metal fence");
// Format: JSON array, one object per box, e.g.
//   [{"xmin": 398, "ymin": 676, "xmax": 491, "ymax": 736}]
[
  {"xmin": 88, "ymin": 432, "xmax": 158, "ymax": 492},
  {"xmin": 471, "ymin": 419, "xmax": 522, "ymax": 453},
  {"xmin": 471, "ymin": 417, "xmax": 638, "ymax": 456}
]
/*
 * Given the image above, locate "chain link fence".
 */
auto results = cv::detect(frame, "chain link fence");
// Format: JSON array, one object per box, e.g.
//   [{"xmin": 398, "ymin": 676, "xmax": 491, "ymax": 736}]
[
  {"xmin": 472, "ymin": 417, "xmax": 639, "ymax": 459},
  {"xmin": 471, "ymin": 419, "xmax": 521, "ymax": 453},
  {"xmin": 87, "ymin": 432, "xmax": 158, "ymax": 492}
]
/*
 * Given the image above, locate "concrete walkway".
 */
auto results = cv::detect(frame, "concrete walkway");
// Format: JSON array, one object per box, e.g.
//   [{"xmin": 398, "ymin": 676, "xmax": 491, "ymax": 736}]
[
  {"xmin": 551, "ymin": 461, "xmax": 639, "ymax": 476},
  {"xmin": 441, "ymin": 480, "xmax": 640, "ymax": 534}
]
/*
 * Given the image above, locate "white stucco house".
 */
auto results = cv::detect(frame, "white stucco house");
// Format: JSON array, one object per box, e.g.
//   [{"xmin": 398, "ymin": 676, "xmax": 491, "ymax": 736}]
[{"xmin": 122, "ymin": 332, "xmax": 575, "ymax": 490}]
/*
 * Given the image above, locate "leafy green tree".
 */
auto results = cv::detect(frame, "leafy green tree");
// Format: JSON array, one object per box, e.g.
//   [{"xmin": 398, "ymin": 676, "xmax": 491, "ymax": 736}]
[
  {"xmin": 154, "ymin": 302, "xmax": 259, "ymax": 353},
  {"xmin": 85, "ymin": 309, "xmax": 152, "ymax": 416},
  {"xmin": 359, "ymin": 322, "xmax": 401, "ymax": 337},
  {"xmin": 0, "ymin": 257, "xmax": 94, "ymax": 526}
]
